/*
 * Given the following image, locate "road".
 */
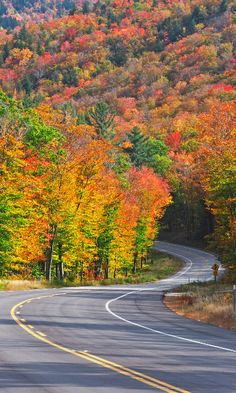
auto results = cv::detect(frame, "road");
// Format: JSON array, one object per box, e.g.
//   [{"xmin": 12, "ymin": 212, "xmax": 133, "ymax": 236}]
[{"xmin": 1, "ymin": 241, "xmax": 236, "ymax": 393}]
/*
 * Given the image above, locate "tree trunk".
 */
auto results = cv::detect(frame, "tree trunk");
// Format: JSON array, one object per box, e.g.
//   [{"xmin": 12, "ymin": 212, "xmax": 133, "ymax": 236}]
[
  {"xmin": 42, "ymin": 261, "xmax": 47, "ymax": 274},
  {"xmin": 133, "ymin": 252, "xmax": 138, "ymax": 274},
  {"xmin": 141, "ymin": 256, "xmax": 145, "ymax": 270},
  {"xmin": 58, "ymin": 242, "xmax": 64, "ymax": 280},
  {"xmin": 80, "ymin": 262, "xmax": 84, "ymax": 283},
  {"xmin": 56, "ymin": 263, "xmax": 60, "ymax": 279},
  {"xmin": 104, "ymin": 258, "xmax": 109, "ymax": 279},
  {"xmin": 46, "ymin": 224, "xmax": 57, "ymax": 281},
  {"xmin": 46, "ymin": 238, "xmax": 54, "ymax": 281},
  {"xmin": 59, "ymin": 261, "xmax": 64, "ymax": 280},
  {"xmin": 206, "ymin": 210, "xmax": 215, "ymax": 235},
  {"xmin": 185, "ymin": 201, "xmax": 192, "ymax": 240},
  {"xmin": 94, "ymin": 260, "xmax": 101, "ymax": 279}
]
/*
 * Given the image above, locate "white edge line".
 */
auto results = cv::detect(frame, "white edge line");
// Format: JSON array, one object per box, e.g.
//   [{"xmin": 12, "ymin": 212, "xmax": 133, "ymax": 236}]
[{"xmin": 105, "ymin": 250, "xmax": 236, "ymax": 354}]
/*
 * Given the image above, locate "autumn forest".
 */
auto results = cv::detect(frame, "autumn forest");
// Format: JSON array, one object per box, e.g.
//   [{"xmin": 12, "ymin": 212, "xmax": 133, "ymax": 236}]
[{"xmin": 0, "ymin": 0, "xmax": 235, "ymax": 281}]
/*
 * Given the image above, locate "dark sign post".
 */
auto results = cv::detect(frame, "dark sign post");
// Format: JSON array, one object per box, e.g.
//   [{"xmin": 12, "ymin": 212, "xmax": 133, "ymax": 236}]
[
  {"xmin": 233, "ymin": 285, "xmax": 236, "ymax": 312},
  {"xmin": 211, "ymin": 263, "xmax": 219, "ymax": 283}
]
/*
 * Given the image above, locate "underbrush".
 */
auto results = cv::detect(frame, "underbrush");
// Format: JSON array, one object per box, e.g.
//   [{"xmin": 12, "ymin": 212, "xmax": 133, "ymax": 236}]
[
  {"xmin": 53, "ymin": 251, "xmax": 183, "ymax": 287},
  {"xmin": 165, "ymin": 280, "xmax": 236, "ymax": 330},
  {"xmin": 0, "ymin": 251, "xmax": 183, "ymax": 291},
  {"xmin": 0, "ymin": 280, "xmax": 50, "ymax": 291}
]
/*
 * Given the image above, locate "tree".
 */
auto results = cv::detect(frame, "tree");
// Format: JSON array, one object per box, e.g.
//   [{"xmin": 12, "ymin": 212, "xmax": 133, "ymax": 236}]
[
  {"xmin": 125, "ymin": 127, "xmax": 149, "ymax": 167},
  {"xmin": 82, "ymin": 1, "xmax": 91, "ymax": 14},
  {"xmin": 107, "ymin": 36, "xmax": 130, "ymax": 66},
  {"xmin": 97, "ymin": 203, "xmax": 119, "ymax": 279},
  {"xmin": 125, "ymin": 127, "xmax": 171, "ymax": 176},
  {"xmin": 196, "ymin": 102, "xmax": 236, "ymax": 266},
  {"xmin": 0, "ymin": 92, "xmax": 63, "ymax": 278},
  {"xmin": 128, "ymin": 167, "xmax": 171, "ymax": 273},
  {"xmin": 85, "ymin": 102, "xmax": 115, "ymax": 140},
  {"xmin": 62, "ymin": 67, "xmax": 78, "ymax": 87}
]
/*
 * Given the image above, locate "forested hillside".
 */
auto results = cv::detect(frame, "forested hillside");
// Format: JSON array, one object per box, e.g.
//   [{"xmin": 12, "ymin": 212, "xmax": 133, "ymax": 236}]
[
  {"xmin": 0, "ymin": 0, "xmax": 77, "ymax": 29},
  {"xmin": 0, "ymin": 0, "xmax": 235, "ymax": 280}
]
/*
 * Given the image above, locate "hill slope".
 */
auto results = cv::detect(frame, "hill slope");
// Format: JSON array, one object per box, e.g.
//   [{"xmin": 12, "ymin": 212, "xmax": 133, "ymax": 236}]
[{"xmin": 0, "ymin": 0, "xmax": 235, "ymax": 278}]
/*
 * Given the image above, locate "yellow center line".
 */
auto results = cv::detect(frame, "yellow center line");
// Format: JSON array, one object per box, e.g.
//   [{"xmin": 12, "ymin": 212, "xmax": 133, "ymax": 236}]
[
  {"xmin": 80, "ymin": 352, "xmax": 189, "ymax": 393},
  {"xmin": 36, "ymin": 331, "xmax": 47, "ymax": 337},
  {"xmin": 76, "ymin": 351, "xmax": 179, "ymax": 393},
  {"xmin": 11, "ymin": 294, "xmax": 190, "ymax": 393}
]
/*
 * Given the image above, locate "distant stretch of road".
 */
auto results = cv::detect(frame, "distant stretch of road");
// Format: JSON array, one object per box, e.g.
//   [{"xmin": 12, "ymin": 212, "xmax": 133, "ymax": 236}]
[{"xmin": 1, "ymin": 241, "xmax": 236, "ymax": 393}]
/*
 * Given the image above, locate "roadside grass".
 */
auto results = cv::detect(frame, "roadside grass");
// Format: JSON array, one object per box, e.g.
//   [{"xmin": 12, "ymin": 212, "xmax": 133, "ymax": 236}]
[
  {"xmin": 0, "ymin": 280, "xmax": 51, "ymax": 291},
  {"xmin": 0, "ymin": 251, "xmax": 183, "ymax": 291},
  {"xmin": 98, "ymin": 251, "xmax": 183, "ymax": 286},
  {"xmin": 164, "ymin": 279, "xmax": 236, "ymax": 331}
]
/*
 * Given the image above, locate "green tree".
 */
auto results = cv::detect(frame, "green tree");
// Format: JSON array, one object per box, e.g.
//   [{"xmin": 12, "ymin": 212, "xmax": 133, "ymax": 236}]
[
  {"xmin": 125, "ymin": 127, "xmax": 171, "ymax": 176},
  {"xmin": 107, "ymin": 37, "xmax": 130, "ymax": 66},
  {"xmin": 62, "ymin": 67, "xmax": 78, "ymax": 87},
  {"xmin": 219, "ymin": 0, "xmax": 228, "ymax": 13},
  {"xmin": 125, "ymin": 127, "xmax": 149, "ymax": 167},
  {"xmin": 97, "ymin": 203, "xmax": 119, "ymax": 279},
  {"xmin": 82, "ymin": 1, "xmax": 91, "ymax": 14},
  {"xmin": 85, "ymin": 102, "xmax": 115, "ymax": 140}
]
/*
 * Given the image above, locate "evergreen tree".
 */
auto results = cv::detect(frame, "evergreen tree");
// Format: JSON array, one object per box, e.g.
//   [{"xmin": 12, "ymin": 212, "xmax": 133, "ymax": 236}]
[
  {"xmin": 62, "ymin": 67, "xmax": 78, "ymax": 86},
  {"xmin": 85, "ymin": 102, "xmax": 115, "ymax": 139},
  {"xmin": 16, "ymin": 25, "xmax": 33, "ymax": 49},
  {"xmin": 69, "ymin": 2, "xmax": 76, "ymax": 15},
  {"xmin": 107, "ymin": 37, "xmax": 129, "ymax": 66},
  {"xmin": 156, "ymin": 39, "xmax": 164, "ymax": 52},
  {"xmin": 219, "ymin": 0, "xmax": 228, "ymax": 13},
  {"xmin": 191, "ymin": 5, "xmax": 206, "ymax": 24},
  {"xmin": 22, "ymin": 76, "xmax": 32, "ymax": 95},
  {"xmin": 82, "ymin": 1, "xmax": 90, "ymax": 14},
  {"xmin": 3, "ymin": 42, "xmax": 11, "ymax": 61},
  {"xmin": 125, "ymin": 127, "xmax": 171, "ymax": 176},
  {"xmin": 0, "ymin": 4, "xmax": 7, "ymax": 16},
  {"xmin": 125, "ymin": 127, "xmax": 149, "ymax": 168}
]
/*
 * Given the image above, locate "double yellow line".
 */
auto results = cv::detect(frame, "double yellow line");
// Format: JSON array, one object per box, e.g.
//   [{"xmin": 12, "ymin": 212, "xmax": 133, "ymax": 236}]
[{"xmin": 11, "ymin": 293, "xmax": 190, "ymax": 393}]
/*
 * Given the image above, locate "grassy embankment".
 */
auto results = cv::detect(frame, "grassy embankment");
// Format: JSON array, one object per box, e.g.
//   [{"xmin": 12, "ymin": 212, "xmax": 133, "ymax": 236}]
[
  {"xmin": 164, "ymin": 274, "xmax": 236, "ymax": 331},
  {"xmin": 0, "ymin": 250, "xmax": 183, "ymax": 291}
]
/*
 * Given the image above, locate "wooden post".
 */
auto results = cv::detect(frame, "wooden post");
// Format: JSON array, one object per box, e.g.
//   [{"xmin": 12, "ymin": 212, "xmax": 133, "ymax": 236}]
[
  {"xmin": 233, "ymin": 285, "xmax": 236, "ymax": 312},
  {"xmin": 211, "ymin": 263, "xmax": 219, "ymax": 283}
]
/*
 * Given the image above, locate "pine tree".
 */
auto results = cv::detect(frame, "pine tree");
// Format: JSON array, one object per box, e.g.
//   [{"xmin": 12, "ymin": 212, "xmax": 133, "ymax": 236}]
[
  {"xmin": 125, "ymin": 127, "xmax": 170, "ymax": 175},
  {"xmin": 107, "ymin": 37, "xmax": 129, "ymax": 66},
  {"xmin": 22, "ymin": 75, "xmax": 32, "ymax": 95},
  {"xmin": 125, "ymin": 127, "xmax": 149, "ymax": 167},
  {"xmin": 62, "ymin": 67, "xmax": 78, "ymax": 86},
  {"xmin": 82, "ymin": 1, "xmax": 90, "ymax": 14},
  {"xmin": 85, "ymin": 102, "xmax": 115, "ymax": 139},
  {"xmin": 219, "ymin": 0, "xmax": 228, "ymax": 13}
]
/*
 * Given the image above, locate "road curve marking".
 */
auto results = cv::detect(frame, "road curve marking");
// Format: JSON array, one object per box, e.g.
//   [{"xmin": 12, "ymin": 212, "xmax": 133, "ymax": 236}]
[
  {"xmin": 80, "ymin": 351, "xmax": 189, "ymax": 393},
  {"xmin": 11, "ymin": 293, "xmax": 190, "ymax": 393},
  {"xmin": 105, "ymin": 251, "xmax": 236, "ymax": 354},
  {"xmin": 36, "ymin": 330, "xmax": 47, "ymax": 337}
]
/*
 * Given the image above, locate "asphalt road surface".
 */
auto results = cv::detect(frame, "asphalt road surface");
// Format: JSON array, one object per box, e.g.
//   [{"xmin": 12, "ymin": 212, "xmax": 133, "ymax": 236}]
[{"xmin": 1, "ymin": 241, "xmax": 236, "ymax": 393}]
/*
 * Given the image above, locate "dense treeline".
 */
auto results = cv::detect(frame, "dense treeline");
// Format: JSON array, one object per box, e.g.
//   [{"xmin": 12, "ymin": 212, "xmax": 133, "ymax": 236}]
[
  {"xmin": 0, "ymin": 92, "xmax": 170, "ymax": 279},
  {"xmin": 0, "ymin": 0, "xmax": 235, "ymax": 278},
  {"xmin": 0, "ymin": 0, "xmax": 76, "ymax": 29}
]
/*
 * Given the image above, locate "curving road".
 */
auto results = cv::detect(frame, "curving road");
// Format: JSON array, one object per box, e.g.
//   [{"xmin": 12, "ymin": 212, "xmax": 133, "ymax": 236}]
[{"xmin": 1, "ymin": 241, "xmax": 236, "ymax": 393}]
